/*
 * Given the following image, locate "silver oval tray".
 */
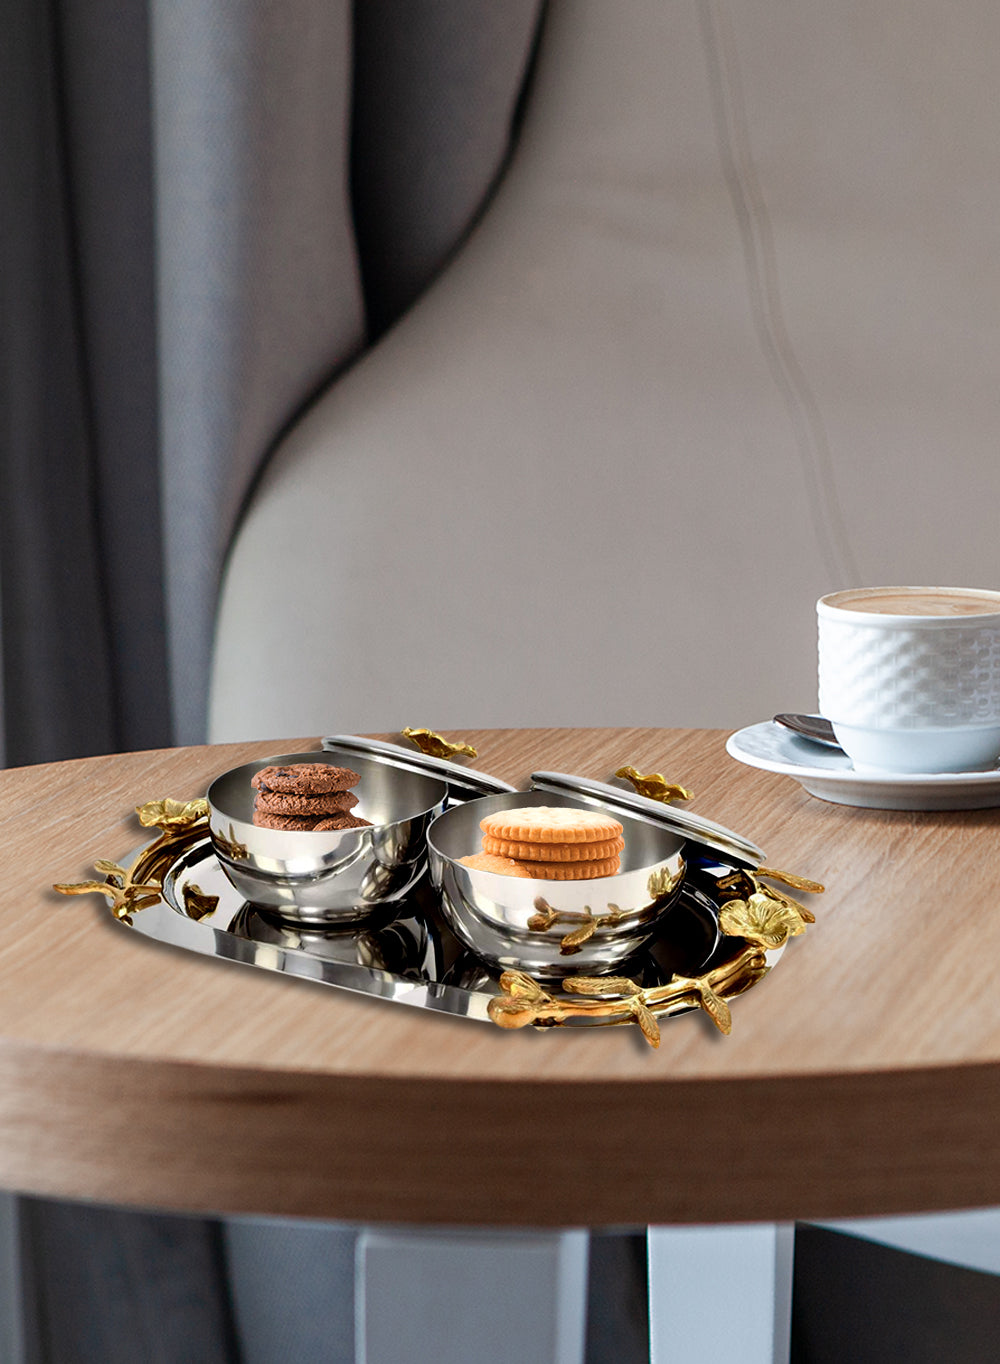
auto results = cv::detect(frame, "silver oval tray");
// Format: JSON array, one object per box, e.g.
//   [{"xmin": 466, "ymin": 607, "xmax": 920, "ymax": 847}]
[{"xmin": 122, "ymin": 835, "xmax": 735, "ymax": 1028}]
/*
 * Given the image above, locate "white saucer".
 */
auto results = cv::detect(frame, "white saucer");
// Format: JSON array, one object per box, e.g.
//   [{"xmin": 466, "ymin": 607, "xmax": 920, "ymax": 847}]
[{"xmin": 726, "ymin": 721, "xmax": 1000, "ymax": 810}]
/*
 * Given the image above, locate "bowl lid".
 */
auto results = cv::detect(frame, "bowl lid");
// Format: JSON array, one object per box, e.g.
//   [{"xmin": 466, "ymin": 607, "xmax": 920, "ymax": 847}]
[
  {"xmin": 530, "ymin": 770, "xmax": 763, "ymax": 868},
  {"xmin": 322, "ymin": 734, "xmax": 516, "ymax": 802}
]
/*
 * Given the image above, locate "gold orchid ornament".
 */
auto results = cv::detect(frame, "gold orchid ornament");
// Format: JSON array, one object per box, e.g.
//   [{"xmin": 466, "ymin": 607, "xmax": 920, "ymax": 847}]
[
  {"xmin": 401, "ymin": 728, "xmax": 478, "ymax": 760},
  {"xmin": 54, "ymin": 796, "xmax": 216, "ymax": 925},
  {"xmin": 614, "ymin": 766, "xmax": 693, "ymax": 804}
]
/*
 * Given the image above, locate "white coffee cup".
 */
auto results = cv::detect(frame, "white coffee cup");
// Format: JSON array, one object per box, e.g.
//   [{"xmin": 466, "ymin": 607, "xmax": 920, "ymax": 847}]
[{"xmin": 817, "ymin": 586, "xmax": 1000, "ymax": 773}]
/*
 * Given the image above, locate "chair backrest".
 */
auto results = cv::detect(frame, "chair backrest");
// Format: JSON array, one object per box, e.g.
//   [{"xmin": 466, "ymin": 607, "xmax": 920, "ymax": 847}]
[{"xmin": 209, "ymin": 0, "xmax": 1000, "ymax": 743}]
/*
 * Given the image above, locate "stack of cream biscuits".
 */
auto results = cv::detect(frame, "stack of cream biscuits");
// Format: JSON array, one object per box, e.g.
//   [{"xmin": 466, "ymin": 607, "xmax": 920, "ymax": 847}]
[{"xmin": 460, "ymin": 805, "xmax": 624, "ymax": 880}]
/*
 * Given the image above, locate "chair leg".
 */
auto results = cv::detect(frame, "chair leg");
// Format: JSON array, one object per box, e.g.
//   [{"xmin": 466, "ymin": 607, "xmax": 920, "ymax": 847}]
[
  {"xmin": 0, "ymin": 1193, "xmax": 26, "ymax": 1364},
  {"xmin": 647, "ymin": 1223, "xmax": 794, "ymax": 1364},
  {"xmin": 222, "ymin": 1217, "xmax": 357, "ymax": 1364},
  {"xmin": 356, "ymin": 1227, "xmax": 589, "ymax": 1364}
]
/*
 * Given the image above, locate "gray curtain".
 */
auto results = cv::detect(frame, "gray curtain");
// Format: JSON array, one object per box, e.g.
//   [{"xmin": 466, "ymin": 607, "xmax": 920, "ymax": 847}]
[
  {"xmin": 2, "ymin": 0, "xmax": 544, "ymax": 760},
  {"xmin": 1, "ymin": 0, "xmax": 543, "ymax": 1357},
  {"xmin": 151, "ymin": 0, "xmax": 366, "ymax": 745},
  {"xmin": 1, "ymin": 0, "xmax": 168, "ymax": 766}
]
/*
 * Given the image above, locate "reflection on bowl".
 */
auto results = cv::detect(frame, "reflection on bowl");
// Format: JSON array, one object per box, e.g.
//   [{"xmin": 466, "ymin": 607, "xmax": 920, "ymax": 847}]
[
  {"xmin": 207, "ymin": 749, "xmax": 447, "ymax": 926},
  {"xmin": 427, "ymin": 791, "xmax": 687, "ymax": 977}
]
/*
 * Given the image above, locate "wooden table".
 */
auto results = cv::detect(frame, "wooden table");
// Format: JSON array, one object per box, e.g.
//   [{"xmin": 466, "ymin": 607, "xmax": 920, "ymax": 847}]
[{"xmin": 3, "ymin": 727, "xmax": 999, "ymax": 1229}]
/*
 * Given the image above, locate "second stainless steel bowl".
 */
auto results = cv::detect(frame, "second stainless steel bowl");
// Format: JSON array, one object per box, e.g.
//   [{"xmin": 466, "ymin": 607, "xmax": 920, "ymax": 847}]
[{"xmin": 427, "ymin": 791, "xmax": 687, "ymax": 976}]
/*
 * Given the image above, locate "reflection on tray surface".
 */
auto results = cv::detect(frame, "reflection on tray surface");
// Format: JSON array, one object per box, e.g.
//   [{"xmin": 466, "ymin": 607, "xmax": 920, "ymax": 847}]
[
  {"xmin": 124, "ymin": 829, "xmax": 790, "ymax": 1029},
  {"xmin": 224, "ymin": 872, "xmax": 725, "ymax": 994},
  {"xmin": 228, "ymin": 905, "xmax": 439, "ymax": 982}
]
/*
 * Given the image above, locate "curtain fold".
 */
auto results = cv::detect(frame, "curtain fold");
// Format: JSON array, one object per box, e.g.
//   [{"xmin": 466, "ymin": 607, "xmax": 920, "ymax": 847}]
[
  {"xmin": 1, "ymin": 0, "xmax": 173, "ymax": 767},
  {"xmin": 151, "ymin": 0, "xmax": 365, "ymax": 745},
  {"xmin": 1, "ymin": 0, "xmax": 124, "ymax": 765},
  {"xmin": 351, "ymin": 0, "xmax": 546, "ymax": 337}
]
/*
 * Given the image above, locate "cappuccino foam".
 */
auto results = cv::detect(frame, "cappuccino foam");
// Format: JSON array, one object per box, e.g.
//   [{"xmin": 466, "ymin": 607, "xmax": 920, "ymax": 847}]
[{"xmin": 832, "ymin": 588, "xmax": 1000, "ymax": 618}]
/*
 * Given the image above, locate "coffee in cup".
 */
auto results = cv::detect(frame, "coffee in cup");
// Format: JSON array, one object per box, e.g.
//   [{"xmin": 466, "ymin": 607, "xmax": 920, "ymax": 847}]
[{"xmin": 817, "ymin": 586, "xmax": 1000, "ymax": 773}]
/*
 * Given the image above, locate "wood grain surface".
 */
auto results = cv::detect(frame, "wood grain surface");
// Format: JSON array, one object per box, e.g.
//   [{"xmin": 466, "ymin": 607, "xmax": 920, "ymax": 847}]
[{"xmin": 3, "ymin": 728, "xmax": 1000, "ymax": 1226}]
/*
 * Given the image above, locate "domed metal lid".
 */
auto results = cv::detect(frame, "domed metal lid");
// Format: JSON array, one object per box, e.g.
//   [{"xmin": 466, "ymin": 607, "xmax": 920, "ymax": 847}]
[
  {"xmin": 322, "ymin": 734, "xmax": 515, "ymax": 801},
  {"xmin": 320, "ymin": 736, "xmax": 763, "ymax": 865},
  {"xmin": 529, "ymin": 770, "xmax": 764, "ymax": 868}
]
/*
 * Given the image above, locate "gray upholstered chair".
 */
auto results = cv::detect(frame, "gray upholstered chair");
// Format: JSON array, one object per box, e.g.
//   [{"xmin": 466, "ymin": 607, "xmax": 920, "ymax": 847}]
[
  {"xmin": 209, "ymin": 0, "xmax": 1000, "ymax": 743},
  {"xmin": 205, "ymin": 2, "xmax": 1000, "ymax": 1361}
]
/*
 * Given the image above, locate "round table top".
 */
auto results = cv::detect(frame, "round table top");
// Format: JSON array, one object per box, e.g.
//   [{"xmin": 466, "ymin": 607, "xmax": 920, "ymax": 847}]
[{"xmin": 5, "ymin": 727, "xmax": 1000, "ymax": 1226}]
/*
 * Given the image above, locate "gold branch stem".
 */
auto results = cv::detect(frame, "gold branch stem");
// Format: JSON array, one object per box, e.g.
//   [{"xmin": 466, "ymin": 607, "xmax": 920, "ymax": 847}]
[{"xmin": 488, "ymin": 944, "xmax": 771, "ymax": 1046}]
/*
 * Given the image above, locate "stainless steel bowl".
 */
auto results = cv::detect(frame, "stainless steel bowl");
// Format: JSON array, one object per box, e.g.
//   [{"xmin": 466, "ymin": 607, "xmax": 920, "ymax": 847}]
[
  {"xmin": 427, "ymin": 791, "xmax": 687, "ymax": 976},
  {"xmin": 207, "ymin": 749, "xmax": 447, "ymax": 925}
]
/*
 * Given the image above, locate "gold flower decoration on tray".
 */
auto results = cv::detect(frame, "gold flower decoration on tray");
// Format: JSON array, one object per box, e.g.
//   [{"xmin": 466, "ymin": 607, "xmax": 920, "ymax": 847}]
[
  {"xmin": 54, "ymin": 796, "xmax": 215, "ymax": 925},
  {"xmin": 401, "ymin": 727, "xmax": 478, "ymax": 759},
  {"xmin": 614, "ymin": 765, "xmax": 693, "ymax": 804}
]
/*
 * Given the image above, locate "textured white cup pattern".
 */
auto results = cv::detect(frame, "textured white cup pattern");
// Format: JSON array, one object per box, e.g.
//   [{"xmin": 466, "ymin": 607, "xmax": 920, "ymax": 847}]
[{"xmin": 818, "ymin": 623, "xmax": 1000, "ymax": 728}]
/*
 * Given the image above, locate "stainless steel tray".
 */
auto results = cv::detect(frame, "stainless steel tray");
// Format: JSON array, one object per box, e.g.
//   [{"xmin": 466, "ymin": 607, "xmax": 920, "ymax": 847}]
[{"xmin": 121, "ymin": 834, "xmax": 742, "ymax": 1028}]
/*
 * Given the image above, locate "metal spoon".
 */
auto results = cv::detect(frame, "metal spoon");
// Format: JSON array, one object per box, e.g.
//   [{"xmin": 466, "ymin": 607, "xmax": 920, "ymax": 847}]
[{"xmin": 772, "ymin": 713, "xmax": 843, "ymax": 750}]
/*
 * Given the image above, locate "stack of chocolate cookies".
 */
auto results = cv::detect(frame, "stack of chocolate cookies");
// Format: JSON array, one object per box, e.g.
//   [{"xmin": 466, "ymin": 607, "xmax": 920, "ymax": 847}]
[{"xmin": 250, "ymin": 762, "xmax": 372, "ymax": 831}]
